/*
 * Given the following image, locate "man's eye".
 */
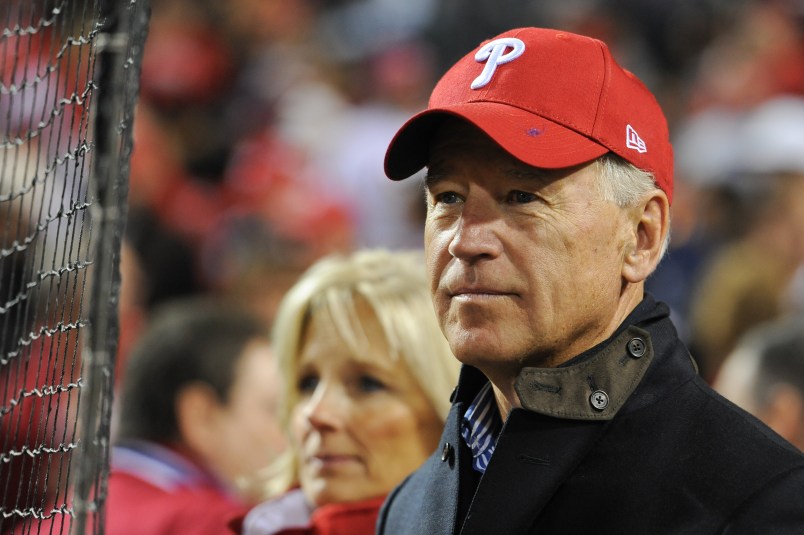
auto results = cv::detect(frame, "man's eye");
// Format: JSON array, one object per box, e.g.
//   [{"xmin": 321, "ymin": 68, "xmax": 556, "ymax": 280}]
[
  {"xmin": 509, "ymin": 191, "xmax": 537, "ymax": 204},
  {"xmin": 358, "ymin": 375, "xmax": 386, "ymax": 393},
  {"xmin": 435, "ymin": 191, "xmax": 461, "ymax": 205}
]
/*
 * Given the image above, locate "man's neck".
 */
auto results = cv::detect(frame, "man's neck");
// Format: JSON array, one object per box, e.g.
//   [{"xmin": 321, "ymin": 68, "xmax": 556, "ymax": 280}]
[
  {"xmin": 491, "ymin": 381, "xmax": 517, "ymax": 419},
  {"xmin": 487, "ymin": 287, "xmax": 646, "ymax": 417}
]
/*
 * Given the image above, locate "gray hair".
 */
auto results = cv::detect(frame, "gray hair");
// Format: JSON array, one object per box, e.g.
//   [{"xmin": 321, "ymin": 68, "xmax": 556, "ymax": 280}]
[{"xmin": 596, "ymin": 153, "xmax": 672, "ymax": 258}]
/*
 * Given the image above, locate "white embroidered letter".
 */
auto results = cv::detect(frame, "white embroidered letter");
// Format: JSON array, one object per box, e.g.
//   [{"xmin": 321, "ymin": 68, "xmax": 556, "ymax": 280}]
[
  {"xmin": 471, "ymin": 37, "xmax": 526, "ymax": 90},
  {"xmin": 626, "ymin": 124, "xmax": 647, "ymax": 153}
]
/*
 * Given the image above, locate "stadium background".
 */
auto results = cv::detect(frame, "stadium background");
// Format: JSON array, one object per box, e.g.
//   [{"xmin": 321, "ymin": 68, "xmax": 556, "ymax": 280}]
[{"xmin": 2, "ymin": 0, "xmax": 804, "ymax": 533}]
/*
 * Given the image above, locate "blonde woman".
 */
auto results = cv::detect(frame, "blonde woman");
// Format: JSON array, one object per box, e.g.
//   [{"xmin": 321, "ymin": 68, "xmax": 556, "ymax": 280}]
[{"xmin": 236, "ymin": 249, "xmax": 460, "ymax": 535}]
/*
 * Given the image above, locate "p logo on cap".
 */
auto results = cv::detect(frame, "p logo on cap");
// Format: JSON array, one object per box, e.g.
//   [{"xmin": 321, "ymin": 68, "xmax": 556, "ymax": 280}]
[
  {"xmin": 384, "ymin": 27, "xmax": 674, "ymax": 205},
  {"xmin": 471, "ymin": 37, "xmax": 526, "ymax": 90}
]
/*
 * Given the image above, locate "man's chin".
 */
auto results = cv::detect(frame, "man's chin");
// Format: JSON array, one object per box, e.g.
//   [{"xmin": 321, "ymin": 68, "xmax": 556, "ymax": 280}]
[
  {"xmin": 447, "ymin": 330, "xmax": 535, "ymax": 371},
  {"xmin": 449, "ymin": 338, "xmax": 508, "ymax": 367}
]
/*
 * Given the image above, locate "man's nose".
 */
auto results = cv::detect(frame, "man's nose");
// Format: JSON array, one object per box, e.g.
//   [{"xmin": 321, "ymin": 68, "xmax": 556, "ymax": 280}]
[{"xmin": 447, "ymin": 197, "xmax": 504, "ymax": 261}]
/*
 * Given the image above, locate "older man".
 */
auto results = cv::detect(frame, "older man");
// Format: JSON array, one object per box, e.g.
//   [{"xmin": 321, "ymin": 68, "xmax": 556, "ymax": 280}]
[{"xmin": 377, "ymin": 27, "xmax": 804, "ymax": 534}]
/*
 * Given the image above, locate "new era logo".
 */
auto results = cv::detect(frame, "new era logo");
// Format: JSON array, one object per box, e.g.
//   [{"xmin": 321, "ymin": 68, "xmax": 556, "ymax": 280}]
[{"xmin": 626, "ymin": 124, "xmax": 647, "ymax": 153}]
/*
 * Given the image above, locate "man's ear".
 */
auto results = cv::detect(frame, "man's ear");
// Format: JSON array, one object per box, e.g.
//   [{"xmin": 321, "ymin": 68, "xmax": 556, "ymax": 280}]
[
  {"xmin": 175, "ymin": 383, "xmax": 222, "ymax": 452},
  {"xmin": 622, "ymin": 190, "xmax": 670, "ymax": 284}
]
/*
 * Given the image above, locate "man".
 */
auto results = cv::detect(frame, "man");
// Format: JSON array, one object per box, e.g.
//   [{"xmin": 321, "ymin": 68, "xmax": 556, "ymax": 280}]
[
  {"xmin": 715, "ymin": 316, "xmax": 804, "ymax": 452},
  {"xmin": 377, "ymin": 27, "xmax": 804, "ymax": 534},
  {"xmin": 106, "ymin": 297, "xmax": 286, "ymax": 535}
]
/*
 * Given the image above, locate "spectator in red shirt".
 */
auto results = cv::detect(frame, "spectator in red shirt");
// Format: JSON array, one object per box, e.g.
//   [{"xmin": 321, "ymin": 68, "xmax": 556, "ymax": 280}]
[{"xmin": 106, "ymin": 297, "xmax": 286, "ymax": 535}]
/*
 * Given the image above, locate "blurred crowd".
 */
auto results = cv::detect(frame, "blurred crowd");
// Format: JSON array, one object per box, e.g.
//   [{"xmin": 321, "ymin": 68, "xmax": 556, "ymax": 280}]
[{"xmin": 122, "ymin": 0, "xmax": 804, "ymax": 385}]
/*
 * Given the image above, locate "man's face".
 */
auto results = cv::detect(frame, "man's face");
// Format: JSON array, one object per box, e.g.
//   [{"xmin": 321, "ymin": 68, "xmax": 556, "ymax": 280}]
[
  {"xmin": 212, "ymin": 341, "xmax": 287, "ymax": 490},
  {"xmin": 424, "ymin": 120, "xmax": 634, "ymax": 374}
]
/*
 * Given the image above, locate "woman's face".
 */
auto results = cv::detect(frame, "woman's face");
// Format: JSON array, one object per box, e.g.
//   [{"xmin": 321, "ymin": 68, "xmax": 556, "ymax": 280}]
[{"xmin": 291, "ymin": 302, "xmax": 443, "ymax": 506}]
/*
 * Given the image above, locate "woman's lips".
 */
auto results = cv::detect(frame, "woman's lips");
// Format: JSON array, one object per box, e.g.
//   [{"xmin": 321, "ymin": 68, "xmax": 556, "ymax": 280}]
[{"xmin": 307, "ymin": 453, "xmax": 361, "ymax": 471}]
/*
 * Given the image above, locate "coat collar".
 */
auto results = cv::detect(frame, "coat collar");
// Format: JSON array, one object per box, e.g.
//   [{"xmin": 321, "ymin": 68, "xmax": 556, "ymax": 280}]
[
  {"xmin": 444, "ymin": 295, "xmax": 699, "ymax": 534},
  {"xmin": 452, "ymin": 293, "xmax": 680, "ymax": 413},
  {"xmin": 515, "ymin": 325, "xmax": 654, "ymax": 420}
]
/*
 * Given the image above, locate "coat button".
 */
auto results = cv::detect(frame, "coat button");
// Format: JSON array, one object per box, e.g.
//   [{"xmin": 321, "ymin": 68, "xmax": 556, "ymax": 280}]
[
  {"xmin": 627, "ymin": 337, "xmax": 646, "ymax": 358},
  {"xmin": 441, "ymin": 442, "xmax": 454, "ymax": 462},
  {"xmin": 590, "ymin": 390, "xmax": 609, "ymax": 410}
]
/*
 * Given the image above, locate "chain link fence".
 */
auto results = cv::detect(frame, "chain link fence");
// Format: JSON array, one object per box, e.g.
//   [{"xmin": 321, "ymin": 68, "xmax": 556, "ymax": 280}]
[{"xmin": 0, "ymin": 1, "xmax": 148, "ymax": 533}]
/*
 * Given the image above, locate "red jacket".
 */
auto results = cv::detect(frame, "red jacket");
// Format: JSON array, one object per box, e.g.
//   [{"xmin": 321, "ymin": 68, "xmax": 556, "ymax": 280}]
[
  {"xmin": 106, "ymin": 442, "xmax": 247, "ymax": 535},
  {"xmin": 235, "ymin": 489, "xmax": 384, "ymax": 535}
]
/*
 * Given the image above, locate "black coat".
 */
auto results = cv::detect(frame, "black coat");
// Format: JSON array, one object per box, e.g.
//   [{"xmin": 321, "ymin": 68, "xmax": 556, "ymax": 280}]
[{"xmin": 377, "ymin": 296, "xmax": 804, "ymax": 534}]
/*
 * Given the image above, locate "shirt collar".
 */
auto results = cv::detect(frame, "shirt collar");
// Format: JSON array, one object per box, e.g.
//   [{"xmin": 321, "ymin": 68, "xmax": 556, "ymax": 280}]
[
  {"xmin": 460, "ymin": 382, "xmax": 502, "ymax": 473},
  {"xmin": 111, "ymin": 440, "xmax": 231, "ymax": 494}
]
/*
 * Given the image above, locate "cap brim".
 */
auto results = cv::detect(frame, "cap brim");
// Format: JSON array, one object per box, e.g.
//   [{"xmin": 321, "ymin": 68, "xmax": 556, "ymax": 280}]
[{"xmin": 384, "ymin": 102, "xmax": 610, "ymax": 180}]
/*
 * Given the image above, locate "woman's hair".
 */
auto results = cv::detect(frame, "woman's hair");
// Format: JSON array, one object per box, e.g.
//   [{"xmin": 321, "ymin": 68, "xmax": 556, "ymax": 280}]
[{"xmin": 263, "ymin": 248, "xmax": 459, "ymax": 497}]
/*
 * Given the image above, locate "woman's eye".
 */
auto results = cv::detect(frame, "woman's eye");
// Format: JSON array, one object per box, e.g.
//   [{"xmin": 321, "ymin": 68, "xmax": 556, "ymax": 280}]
[
  {"xmin": 297, "ymin": 374, "xmax": 319, "ymax": 394},
  {"xmin": 358, "ymin": 375, "xmax": 386, "ymax": 393},
  {"xmin": 508, "ymin": 191, "xmax": 537, "ymax": 204}
]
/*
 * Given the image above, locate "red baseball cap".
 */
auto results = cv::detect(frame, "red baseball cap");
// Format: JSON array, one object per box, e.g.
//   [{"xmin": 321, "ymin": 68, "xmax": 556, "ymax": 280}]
[{"xmin": 384, "ymin": 27, "xmax": 674, "ymax": 203}]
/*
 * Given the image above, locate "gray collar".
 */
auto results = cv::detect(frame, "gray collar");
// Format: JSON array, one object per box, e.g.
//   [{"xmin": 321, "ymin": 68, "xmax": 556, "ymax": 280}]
[{"xmin": 514, "ymin": 326, "xmax": 654, "ymax": 421}]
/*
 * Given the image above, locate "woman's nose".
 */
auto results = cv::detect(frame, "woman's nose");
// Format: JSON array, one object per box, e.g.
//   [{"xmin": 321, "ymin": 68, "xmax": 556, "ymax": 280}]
[{"xmin": 301, "ymin": 383, "xmax": 347, "ymax": 431}]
